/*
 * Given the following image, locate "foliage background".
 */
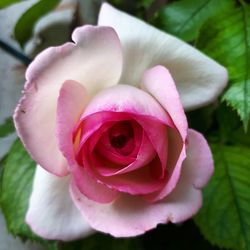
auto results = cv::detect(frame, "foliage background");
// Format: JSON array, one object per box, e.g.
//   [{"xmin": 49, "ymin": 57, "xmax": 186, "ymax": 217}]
[{"xmin": 0, "ymin": 0, "xmax": 249, "ymax": 250}]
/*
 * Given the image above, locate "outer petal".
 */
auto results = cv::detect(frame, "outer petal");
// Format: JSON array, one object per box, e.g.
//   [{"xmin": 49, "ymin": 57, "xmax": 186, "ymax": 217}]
[
  {"xmin": 98, "ymin": 3, "xmax": 228, "ymax": 110},
  {"xmin": 56, "ymin": 80, "xmax": 88, "ymax": 166},
  {"xmin": 70, "ymin": 128, "xmax": 211, "ymax": 237},
  {"xmin": 14, "ymin": 25, "xmax": 122, "ymax": 176},
  {"xmin": 184, "ymin": 129, "xmax": 214, "ymax": 188},
  {"xmin": 26, "ymin": 166, "xmax": 93, "ymax": 241}
]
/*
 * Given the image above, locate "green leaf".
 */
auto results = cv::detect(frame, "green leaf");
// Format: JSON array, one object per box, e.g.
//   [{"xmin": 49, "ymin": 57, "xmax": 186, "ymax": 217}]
[
  {"xmin": 0, "ymin": 0, "xmax": 25, "ymax": 9},
  {"xmin": 0, "ymin": 139, "xmax": 57, "ymax": 249},
  {"xmin": 216, "ymin": 104, "xmax": 250, "ymax": 146},
  {"xmin": 195, "ymin": 143, "xmax": 250, "ymax": 250},
  {"xmin": 14, "ymin": 0, "xmax": 60, "ymax": 47},
  {"xmin": 136, "ymin": 0, "xmax": 154, "ymax": 9},
  {"xmin": 155, "ymin": 0, "xmax": 233, "ymax": 42},
  {"xmin": 0, "ymin": 117, "xmax": 15, "ymax": 138},
  {"xmin": 197, "ymin": 1, "xmax": 250, "ymax": 131}
]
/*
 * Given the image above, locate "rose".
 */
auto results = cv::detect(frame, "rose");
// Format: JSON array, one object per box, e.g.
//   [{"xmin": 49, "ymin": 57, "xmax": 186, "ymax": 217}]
[{"xmin": 14, "ymin": 3, "xmax": 227, "ymax": 240}]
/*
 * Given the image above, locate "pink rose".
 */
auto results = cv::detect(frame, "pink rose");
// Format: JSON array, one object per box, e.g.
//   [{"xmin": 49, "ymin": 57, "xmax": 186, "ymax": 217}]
[{"xmin": 14, "ymin": 3, "xmax": 227, "ymax": 240}]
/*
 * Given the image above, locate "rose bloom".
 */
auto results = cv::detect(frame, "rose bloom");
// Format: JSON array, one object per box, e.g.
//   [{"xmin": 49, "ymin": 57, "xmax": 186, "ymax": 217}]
[{"xmin": 14, "ymin": 3, "xmax": 227, "ymax": 240}]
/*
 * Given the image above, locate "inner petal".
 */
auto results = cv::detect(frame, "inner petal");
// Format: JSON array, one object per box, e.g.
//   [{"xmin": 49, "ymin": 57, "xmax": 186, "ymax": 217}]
[
  {"xmin": 95, "ymin": 120, "xmax": 142, "ymax": 166},
  {"xmin": 95, "ymin": 131, "xmax": 156, "ymax": 177},
  {"xmin": 73, "ymin": 111, "xmax": 170, "ymax": 196},
  {"xmin": 84, "ymin": 151, "xmax": 167, "ymax": 195}
]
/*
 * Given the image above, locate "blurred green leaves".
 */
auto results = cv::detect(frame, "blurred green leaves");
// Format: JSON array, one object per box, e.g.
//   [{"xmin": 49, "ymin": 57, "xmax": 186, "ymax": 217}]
[
  {"xmin": 155, "ymin": 0, "xmax": 233, "ymax": 42},
  {"xmin": 14, "ymin": 0, "xmax": 60, "ymax": 47},
  {"xmin": 0, "ymin": 117, "xmax": 16, "ymax": 162},
  {"xmin": 0, "ymin": 0, "xmax": 25, "ymax": 9},
  {"xmin": 0, "ymin": 117, "xmax": 15, "ymax": 138},
  {"xmin": 197, "ymin": 0, "xmax": 250, "ymax": 131}
]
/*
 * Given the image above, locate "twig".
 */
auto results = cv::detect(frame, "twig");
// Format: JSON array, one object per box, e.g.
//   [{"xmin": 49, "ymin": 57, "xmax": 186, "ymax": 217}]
[{"xmin": 0, "ymin": 39, "xmax": 32, "ymax": 66}]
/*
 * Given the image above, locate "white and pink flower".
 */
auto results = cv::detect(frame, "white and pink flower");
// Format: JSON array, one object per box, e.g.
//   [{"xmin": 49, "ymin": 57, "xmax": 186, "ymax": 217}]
[{"xmin": 14, "ymin": 3, "xmax": 227, "ymax": 240}]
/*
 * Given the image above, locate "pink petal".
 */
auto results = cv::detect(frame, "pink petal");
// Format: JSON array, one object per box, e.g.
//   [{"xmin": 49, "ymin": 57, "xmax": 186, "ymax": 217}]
[
  {"xmin": 70, "ymin": 144, "xmax": 204, "ymax": 238},
  {"xmin": 146, "ymin": 128, "xmax": 213, "ymax": 202},
  {"xmin": 56, "ymin": 80, "xmax": 88, "ymax": 166},
  {"xmin": 82, "ymin": 84, "xmax": 173, "ymax": 126},
  {"xmin": 74, "ymin": 112, "xmax": 133, "ymax": 157},
  {"xmin": 184, "ymin": 129, "xmax": 214, "ymax": 188},
  {"xmin": 72, "ymin": 166, "xmax": 119, "ymax": 204},
  {"xmin": 95, "ymin": 131, "xmax": 156, "ymax": 176},
  {"xmin": 140, "ymin": 66, "xmax": 188, "ymax": 200},
  {"xmin": 142, "ymin": 65, "xmax": 187, "ymax": 141},
  {"xmin": 144, "ymin": 128, "xmax": 186, "ymax": 202},
  {"xmin": 96, "ymin": 146, "xmax": 135, "ymax": 165},
  {"xmin": 98, "ymin": 3, "xmax": 228, "ymax": 110},
  {"xmin": 89, "ymin": 119, "xmax": 142, "ymax": 164},
  {"xmin": 132, "ymin": 114, "xmax": 169, "ymax": 180},
  {"xmin": 26, "ymin": 166, "xmax": 94, "ymax": 241},
  {"xmin": 75, "ymin": 112, "xmax": 169, "ymax": 195},
  {"xmin": 81, "ymin": 145, "xmax": 166, "ymax": 195},
  {"xmin": 14, "ymin": 25, "xmax": 122, "ymax": 176}
]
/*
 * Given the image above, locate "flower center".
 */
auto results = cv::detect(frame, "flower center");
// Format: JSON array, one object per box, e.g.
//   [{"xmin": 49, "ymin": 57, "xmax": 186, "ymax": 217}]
[
  {"xmin": 110, "ymin": 134, "xmax": 128, "ymax": 148},
  {"xmin": 108, "ymin": 121, "xmax": 134, "ymax": 154}
]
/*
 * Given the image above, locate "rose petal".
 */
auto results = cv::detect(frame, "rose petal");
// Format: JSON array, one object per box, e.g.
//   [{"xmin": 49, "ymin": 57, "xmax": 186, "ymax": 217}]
[
  {"xmin": 82, "ymin": 148, "xmax": 166, "ymax": 195},
  {"xmin": 95, "ymin": 131, "xmax": 155, "ymax": 176},
  {"xmin": 184, "ymin": 129, "xmax": 214, "ymax": 188},
  {"xmin": 26, "ymin": 166, "xmax": 93, "ymax": 241},
  {"xmin": 56, "ymin": 80, "xmax": 88, "ymax": 166},
  {"xmin": 98, "ymin": 3, "xmax": 228, "ymax": 110},
  {"xmin": 14, "ymin": 25, "xmax": 122, "ymax": 176},
  {"xmin": 87, "ymin": 119, "xmax": 141, "ymax": 159},
  {"xmin": 140, "ymin": 66, "xmax": 188, "ymax": 201},
  {"xmin": 143, "ymin": 129, "xmax": 184, "ymax": 202},
  {"xmin": 72, "ymin": 166, "xmax": 119, "ymax": 204},
  {"xmin": 94, "ymin": 120, "xmax": 140, "ymax": 165},
  {"xmin": 76, "ymin": 112, "xmax": 168, "ymax": 195},
  {"xmin": 75, "ymin": 112, "xmax": 133, "ymax": 156},
  {"xmin": 132, "ymin": 114, "xmax": 168, "ymax": 179},
  {"xmin": 142, "ymin": 65, "xmax": 187, "ymax": 141},
  {"xmin": 70, "ymin": 143, "xmax": 204, "ymax": 237},
  {"xmin": 82, "ymin": 84, "xmax": 173, "ymax": 126}
]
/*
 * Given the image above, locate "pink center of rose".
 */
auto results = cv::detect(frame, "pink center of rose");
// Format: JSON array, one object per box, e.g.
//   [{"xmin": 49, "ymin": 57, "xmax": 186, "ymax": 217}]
[
  {"xmin": 71, "ymin": 111, "xmax": 179, "ymax": 196},
  {"xmin": 109, "ymin": 121, "xmax": 134, "ymax": 154}
]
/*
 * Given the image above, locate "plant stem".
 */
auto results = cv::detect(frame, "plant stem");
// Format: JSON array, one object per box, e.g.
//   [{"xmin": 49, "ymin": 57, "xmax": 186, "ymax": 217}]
[{"xmin": 0, "ymin": 39, "xmax": 32, "ymax": 66}]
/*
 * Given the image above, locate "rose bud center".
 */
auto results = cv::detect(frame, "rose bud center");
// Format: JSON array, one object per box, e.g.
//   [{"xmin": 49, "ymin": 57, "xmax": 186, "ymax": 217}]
[{"xmin": 109, "ymin": 121, "xmax": 134, "ymax": 155}]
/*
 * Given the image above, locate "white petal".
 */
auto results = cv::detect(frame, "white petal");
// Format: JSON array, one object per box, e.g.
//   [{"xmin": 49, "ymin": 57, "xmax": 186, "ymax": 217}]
[
  {"xmin": 98, "ymin": 3, "xmax": 228, "ymax": 110},
  {"xmin": 14, "ymin": 25, "xmax": 122, "ymax": 176},
  {"xmin": 26, "ymin": 166, "xmax": 94, "ymax": 241}
]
